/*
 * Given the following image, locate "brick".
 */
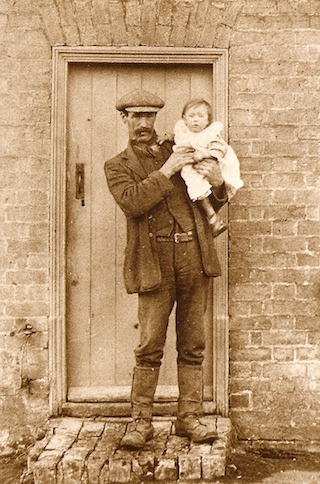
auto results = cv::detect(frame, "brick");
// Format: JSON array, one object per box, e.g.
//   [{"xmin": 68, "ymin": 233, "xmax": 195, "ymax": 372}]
[
  {"xmin": 263, "ymin": 235, "xmax": 306, "ymax": 252},
  {"xmin": 95, "ymin": 423, "xmax": 125, "ymax": 455},
  {"xmin": 263, "ymin": 330, "xmax": 306, "ymax": 346},
  {"xmin": 58, "ymin": 448, "xmax": 89, "ymax": 484},
  {"xmin": 178, "ymin": 455, "xmax": 201, "ymax": 480},
  {"xmin": 230, "ymin": 391, "xmax": 251, "ymax": 409},
  {"xmin": 217, "ymin": 417, "xmax": 232, "ymax": 434},
  {"xmin": 86, "ymin": 451, "xmax": 108, "ymax": 483},
  {"xmin": 33, "ymin": 455, "xmax": 58, "ymax": 484},
  {"xmin": 38, "ymin": 4, "xmax": 65, "ymax": 45},
  {"xmin": 131, "ymin": 457, "xmax": 145, "ymax": 481},
  {"xmin": 45, "ymin": 434, "xmax": 77, "ymax": 451},
  {"xmin": 202, "ymin": 454, "xmax": 226, "ymax": 478},
  {"xmin": 295, "ymin": 30, "xmax": 320, "ymax": 45},
  {"xmin": 214, "ymin": 23, "xmax": 233, "ymax": 48},
  {"xmin": 108, "ymin": 457, "xmax": 131, "ymax": 483},
  {"xmin": 297, "ymin": 253, "xmax": 320, "ymax": 267},
  {"xmin": 230, "ymin": 361, "xmax": 251, "ymax": 379},
  {"xmin": 297, "ymin": 286, "xmax": 320, "ymax": 309},
  {"xmin": 78, "ymin": 420, "xmax": 104, "ymax": 439},
  {"xmin": 273, "ymin": 347, "xmax": 295, "ymax": 361},
  {"xmin": 109, "ymin": 1, "xmax": 127, "ymax": 45},
  {"xmin": 154, "ymin": 24, "xmax": 170, "ymax": 46},
  {"xmin": 140, "ymin": 0, "xmax": 157, "ymax": 45},
  {"xmin": 132, "ymin": 454, "xmax": 154, "ymax": 481},
  {"xmin": 6, "ymin": 301, "xmax": 48, "ymax": 317},
  {"xmin": 169, "ymin": 0, "xmax": 192, "ymax": 46},
  {"xmin": 231, "ymin": 283, "xmax": 272, "ymax": 301},
  {"xmin": 250, "ymin": 331, "xmax": 263, "ymax": 345},
  {"xmin": 7, "ymin": 239, "xmax": 48, "ymax": 254},
  {"xmin": 99, "ymin": 460, "xmax": 111, "ymax": 483},
  {"xmin": 27, "ymin": 437, "xmax": 49, "ymax": 472},
  {"xmin": 307, "ymin": 363, "xmax": 320, "ymax": 379},
  {"xmin": 269, "ymin": 379, "xmax": 295, "ymax": 394},
  {"xmin": 307, "ymin": 331, "xmax": 320, "ymax": 345},
  {"xmin": 154, "ymin": 457, "xmax": 177, "ymax": 481},
  {"xmin": 263, "ymin": 363, "xmax": 307, "ymax": 379},
  {"xmin": 231, "ymin": 347, "xmax": 271, "ymax": 362}
]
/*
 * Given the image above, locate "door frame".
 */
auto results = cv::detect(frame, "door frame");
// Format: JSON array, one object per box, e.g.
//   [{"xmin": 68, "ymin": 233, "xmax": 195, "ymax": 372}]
[{"xmin": 50, "ymin": 46, "xmax": 229, "ymax": 417}]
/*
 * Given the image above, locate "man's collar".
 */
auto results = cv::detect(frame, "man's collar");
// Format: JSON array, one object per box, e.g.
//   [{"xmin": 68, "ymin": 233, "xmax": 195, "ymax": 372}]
[{"xmin": 130, "ymin": 133, "xmax": 161, "ymax": 156}]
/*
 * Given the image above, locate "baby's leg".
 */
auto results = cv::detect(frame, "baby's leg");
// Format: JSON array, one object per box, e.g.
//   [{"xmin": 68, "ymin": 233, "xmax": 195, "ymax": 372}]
[
  {"xmin": 198, "ymin": 198, "xmax": 227, "ymax": 238},
  {"xmin": 199, "ymin": 197, "xmax": 215, "ymax": 219}
]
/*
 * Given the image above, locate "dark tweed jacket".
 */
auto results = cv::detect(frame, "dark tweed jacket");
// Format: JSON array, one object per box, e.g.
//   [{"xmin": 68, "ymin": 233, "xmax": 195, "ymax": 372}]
[{"xmin": 104, "ymin": 140, "xmax": 228, "ymax": 294}]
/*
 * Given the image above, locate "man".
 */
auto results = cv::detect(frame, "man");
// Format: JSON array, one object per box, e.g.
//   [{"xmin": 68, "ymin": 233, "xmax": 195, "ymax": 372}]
[{"xmin": 104, "ymin": 89, "xmax": 228, "ymax": 449}]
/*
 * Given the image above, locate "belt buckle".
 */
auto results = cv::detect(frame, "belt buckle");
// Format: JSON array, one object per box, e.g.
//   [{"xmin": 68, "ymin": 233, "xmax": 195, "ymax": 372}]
[{"xmin": 174, "ymin": 231, "xmax": 192, "ymax": 243}]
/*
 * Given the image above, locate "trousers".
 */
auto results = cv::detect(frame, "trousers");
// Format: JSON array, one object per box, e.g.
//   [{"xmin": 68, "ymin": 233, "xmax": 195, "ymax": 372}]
[{"xmin": 134, "ymin": 236, "xmax": 209, "ymax": 367}]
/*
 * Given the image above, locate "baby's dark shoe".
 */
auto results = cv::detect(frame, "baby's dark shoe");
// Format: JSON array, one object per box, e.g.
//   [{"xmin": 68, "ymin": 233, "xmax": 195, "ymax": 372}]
[{"xmin": 209, "ymin": 213, "xmax": 228, "ymax": 238}]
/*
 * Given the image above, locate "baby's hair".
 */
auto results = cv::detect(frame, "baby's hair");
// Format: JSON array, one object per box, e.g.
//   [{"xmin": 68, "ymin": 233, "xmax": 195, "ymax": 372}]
[{"xmin": 181, "ymin": 98, "xmax": 213, "ymax": 124}]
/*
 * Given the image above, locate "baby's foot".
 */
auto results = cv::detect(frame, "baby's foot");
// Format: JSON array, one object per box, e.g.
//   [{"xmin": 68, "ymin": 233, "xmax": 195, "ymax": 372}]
[{"xmin": 209, "ymin": 213, "xmax": 228, "ymax": 238}]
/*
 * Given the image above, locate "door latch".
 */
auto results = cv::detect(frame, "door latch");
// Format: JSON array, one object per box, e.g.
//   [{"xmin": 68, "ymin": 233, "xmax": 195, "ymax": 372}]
[{"xmin": 76, "ymin": 163, "xmax": 85, "ymax": 206}]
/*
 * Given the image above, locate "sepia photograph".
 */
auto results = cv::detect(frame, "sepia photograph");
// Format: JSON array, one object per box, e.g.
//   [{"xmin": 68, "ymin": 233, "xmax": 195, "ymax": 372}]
[{"xmin": 1, "ymin": 1, "xmax": 320, "ymax": 483}]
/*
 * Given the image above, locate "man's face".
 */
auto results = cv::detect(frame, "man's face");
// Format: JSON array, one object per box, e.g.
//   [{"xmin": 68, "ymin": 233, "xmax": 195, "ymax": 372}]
[{"xmin": 121, "ymin": 111, "xmax": 157, "ymax": 144}]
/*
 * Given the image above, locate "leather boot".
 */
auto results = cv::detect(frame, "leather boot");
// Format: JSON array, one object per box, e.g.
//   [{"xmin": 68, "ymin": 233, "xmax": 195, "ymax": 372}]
[
  {"xmin": 120, "ymin": 366, "xmax": 159, "ymax": 449},
  {"xmin": 175, "ymin": 364, "xmax": 218, "ymax": 443}
]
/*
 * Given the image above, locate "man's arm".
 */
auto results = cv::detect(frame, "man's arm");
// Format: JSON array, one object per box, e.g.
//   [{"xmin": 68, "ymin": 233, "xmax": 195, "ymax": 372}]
[
  {"xmin": 158, "ymin": 150, "xmax": 194, "ymax": 179},
  {"xmin": 104, "ymin": 151, "xmax": 193, "ymax": 218},
  {"xmin": 193, "ymin": 158, "xmax": 228, "ymax": 211},
  {"xmin": 105, "ymin": 159, "xmax": 172, "ymax": 218}
]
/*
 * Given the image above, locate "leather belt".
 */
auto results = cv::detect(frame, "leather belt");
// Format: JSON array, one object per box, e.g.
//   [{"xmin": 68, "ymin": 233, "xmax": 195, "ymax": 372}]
[{"xmin": 156, "ymin": 230, "xmax": 195, "ymax": 243}]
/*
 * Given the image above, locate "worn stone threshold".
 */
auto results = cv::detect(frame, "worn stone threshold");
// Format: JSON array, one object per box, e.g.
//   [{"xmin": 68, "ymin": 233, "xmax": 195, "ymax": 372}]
[{"xmin": 26, "ymin": 416, "xmax": 233, "ymax": 483}]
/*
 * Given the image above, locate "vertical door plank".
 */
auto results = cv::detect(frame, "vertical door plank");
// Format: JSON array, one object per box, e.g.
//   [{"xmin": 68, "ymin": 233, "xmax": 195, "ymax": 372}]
[
  {"xmin": 163, "ymin": 66, "xmax": 192, "ymax": 135},
  {"xmin": 142, "ymin": 66, "xmax": 167, "ymax": 138},
  {"xmin": 190, "ymin": 66, "xmax": 213, "ymax": 105},
  {"xmin": 90, "ymin": 66, "xmax": 118, "ymax": 385},
  {"xmin": 66, "ymin": 67, "xmax": 92, "ymax": 386}
]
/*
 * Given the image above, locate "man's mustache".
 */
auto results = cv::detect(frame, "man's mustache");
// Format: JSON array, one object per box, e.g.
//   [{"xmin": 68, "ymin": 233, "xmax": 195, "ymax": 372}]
[
  {"xmin": 135, "ymin": 128, "xmax": 152, "ymax": 134},
  {"xmin": 131, "ymin": 128, "xmax": 153, "ymax": 141}
]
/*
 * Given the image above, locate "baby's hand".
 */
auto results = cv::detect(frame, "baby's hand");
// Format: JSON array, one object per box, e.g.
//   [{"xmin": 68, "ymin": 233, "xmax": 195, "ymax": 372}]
[
  {"xmin": 193, "ymin": 147, "xmax": 211, "ymax": 162},
  {"xmin": 207, "ymin": 139, "xmax": 228, "ymax": 160},
  {"xmin": 158, "ymin": 133, "xmax": 174, "ymax": 145}
]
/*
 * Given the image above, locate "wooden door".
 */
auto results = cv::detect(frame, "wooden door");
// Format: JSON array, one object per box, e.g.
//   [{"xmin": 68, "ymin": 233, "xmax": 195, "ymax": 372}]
[{"xmin": 65, "ymin": 61, "xmax": 225, "ymax": 412}]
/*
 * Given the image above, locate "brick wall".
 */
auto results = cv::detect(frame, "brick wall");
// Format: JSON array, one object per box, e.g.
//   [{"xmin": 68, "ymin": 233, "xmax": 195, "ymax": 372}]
[
  {"xmin": 0, "ymin": 0, "xmax": 319, "ymax": 451},
  {"xmin": 0, "ymin": 0, "xmax": 52, "ymax": 451},
  {"xmin": 228, "ymin": 1, "xmax": 320, "ymax": 443}
]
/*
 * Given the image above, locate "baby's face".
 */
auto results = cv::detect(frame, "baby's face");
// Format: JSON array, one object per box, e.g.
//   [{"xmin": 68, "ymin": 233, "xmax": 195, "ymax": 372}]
[{"xmin": 183, "ymin": 104, "xmax": 209, "ymax": 133}]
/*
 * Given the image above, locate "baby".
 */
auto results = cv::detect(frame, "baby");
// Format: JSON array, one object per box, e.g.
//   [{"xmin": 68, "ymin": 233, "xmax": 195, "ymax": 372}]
[{"xmin": 173, "ymin": 98, "xmax": 243, "ymax": 237}]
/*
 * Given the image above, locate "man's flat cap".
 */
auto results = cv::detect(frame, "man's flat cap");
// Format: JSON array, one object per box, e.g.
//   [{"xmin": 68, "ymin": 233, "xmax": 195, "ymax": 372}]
[{"xmin": 116, "ymin": 89, "xmax": 165, "ymax": 112}]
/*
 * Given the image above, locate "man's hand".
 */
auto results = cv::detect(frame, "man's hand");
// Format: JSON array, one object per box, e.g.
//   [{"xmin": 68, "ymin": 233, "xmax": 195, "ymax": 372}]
[
  {"xmin": 193, "ymin": 147, "xmax": 211, "ymax": 162},
  {"xmin": 194, "ymin": 158, "xmax": 224, "ymax": 187},
  {"xmin": 159, "ymin": 149, "xmax": 194, "ymax": 178}
]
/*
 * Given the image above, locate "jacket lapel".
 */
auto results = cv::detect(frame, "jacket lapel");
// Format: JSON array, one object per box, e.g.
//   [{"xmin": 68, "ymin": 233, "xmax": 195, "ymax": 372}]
[{"xmin": 122, "ymin": 143, "xmax": 149, "ymax": 180}]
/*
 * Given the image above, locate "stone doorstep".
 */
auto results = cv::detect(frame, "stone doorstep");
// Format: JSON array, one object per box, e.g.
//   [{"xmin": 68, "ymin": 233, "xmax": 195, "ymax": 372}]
[{"xmin": 27, "ymin": 416, "xmax": 233, "ymax": 483}]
